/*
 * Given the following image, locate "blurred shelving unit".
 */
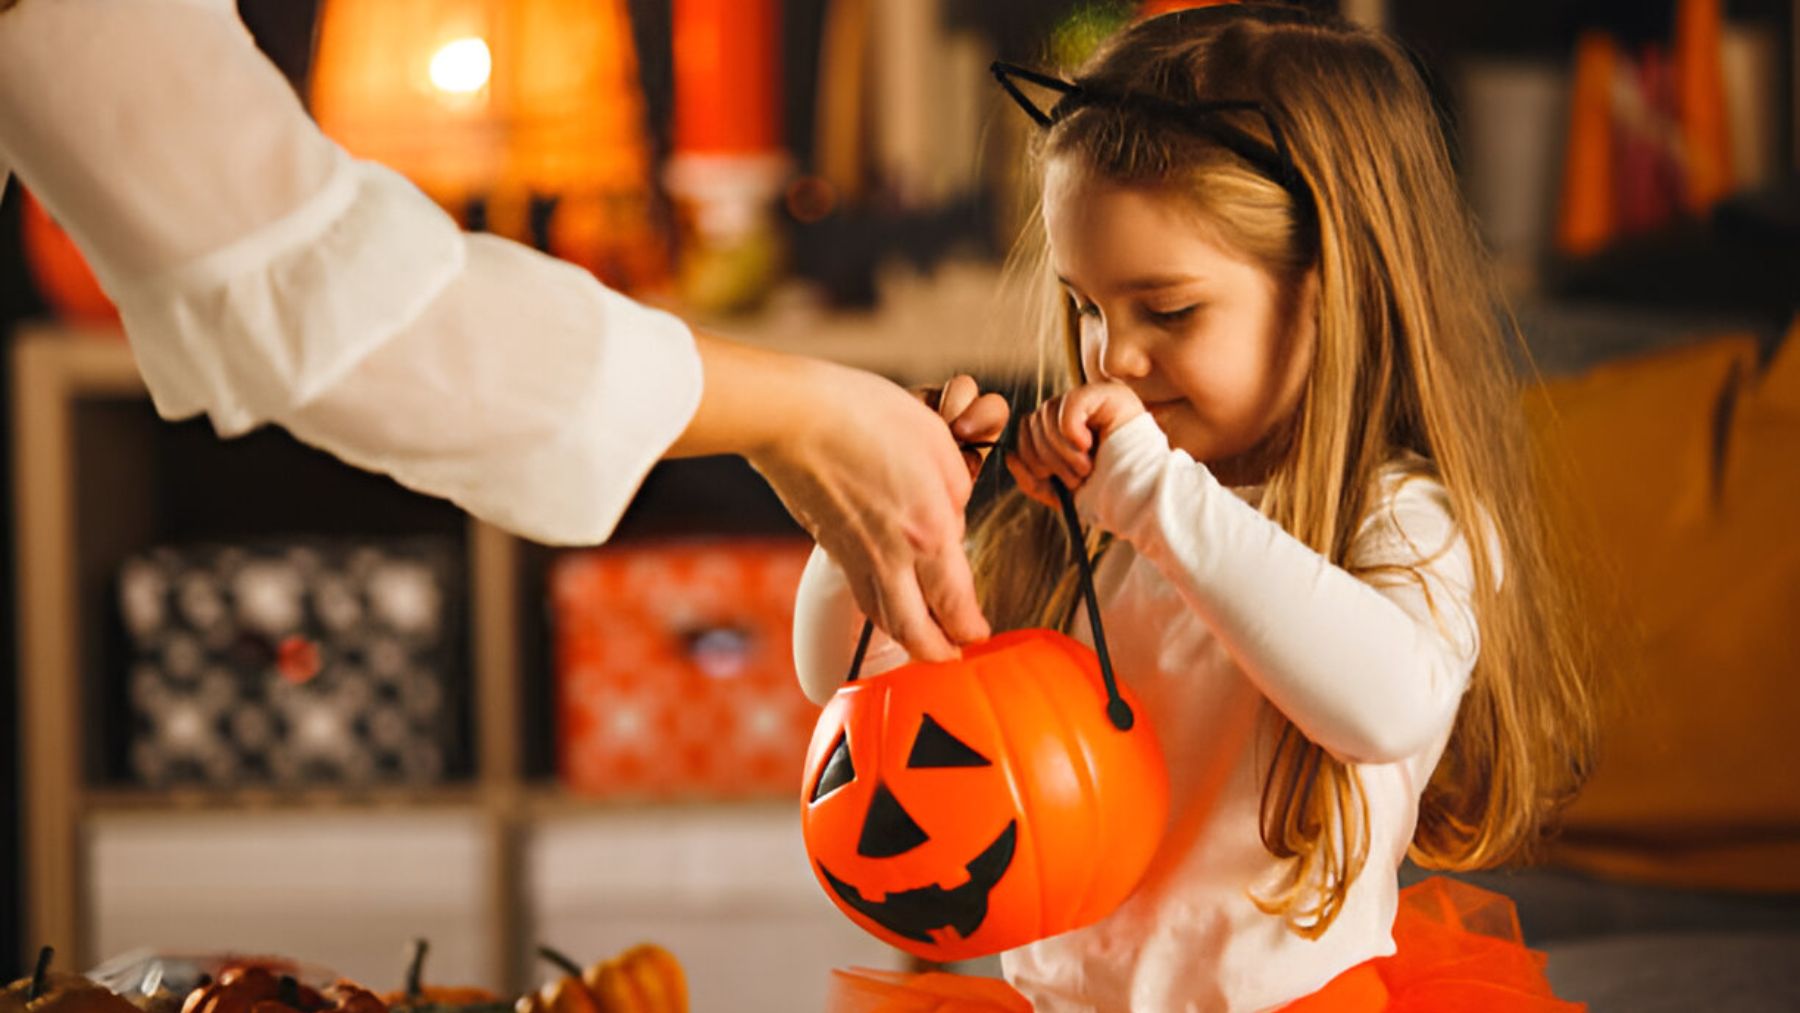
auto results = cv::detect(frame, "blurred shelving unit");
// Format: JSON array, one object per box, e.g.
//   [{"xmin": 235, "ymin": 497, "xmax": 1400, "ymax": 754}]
[
  {"xmin": 8, "ymin": 265, "xmax": 1027, "ymax": 998},
  {"xmin": 9, "ymin": 327, "xmax": 526, "ymax": 987}
]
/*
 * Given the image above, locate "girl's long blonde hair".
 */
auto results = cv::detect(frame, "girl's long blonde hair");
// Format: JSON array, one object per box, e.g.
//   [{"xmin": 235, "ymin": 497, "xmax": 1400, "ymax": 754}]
[{"xmin": 973, "ymin": 4, "xmax": 1600, "ymax": 936}]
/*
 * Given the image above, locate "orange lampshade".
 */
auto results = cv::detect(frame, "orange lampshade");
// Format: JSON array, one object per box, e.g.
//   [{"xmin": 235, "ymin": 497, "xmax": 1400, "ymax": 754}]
[
  {"xmin": 310, "ymin": 0, "xmax": 669, "ymax": 292},
  {"xmin": 311, "ymin": 0, "xmax": 653, "ymax": 202}
]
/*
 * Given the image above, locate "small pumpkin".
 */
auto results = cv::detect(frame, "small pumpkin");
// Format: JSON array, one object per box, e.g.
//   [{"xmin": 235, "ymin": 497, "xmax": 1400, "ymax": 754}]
[
  {"xmin": 581, "ymin": 946, "xmax": 685, "ymax": 1013},
  {"xmin": 182, "ymin": 969, "xmax": 370, "ymax": 1013},
  {"xmin": 314, "ymin": 983, "xmax": 385, "ymax": 1013},
  {"xmin": 380, "ymin": 940, "xmax": 500, "ymax": 1013},
  {"xmin": 3, "ymin": 948, "xmax": 140, "ymax": 1013},
  {"xmin": 513, "ymin": 950, "xmax": 597, "ymax": 1013},
  {"xmin": 195, "ymin": 969, "xmax": 335, "ymax": 1013}
]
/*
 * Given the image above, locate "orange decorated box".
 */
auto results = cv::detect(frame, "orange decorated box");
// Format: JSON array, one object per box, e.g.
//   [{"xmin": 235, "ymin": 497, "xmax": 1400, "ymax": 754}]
[{"xmin": 551, "ymin": 537, "xmax": 819, "ymax": 798}]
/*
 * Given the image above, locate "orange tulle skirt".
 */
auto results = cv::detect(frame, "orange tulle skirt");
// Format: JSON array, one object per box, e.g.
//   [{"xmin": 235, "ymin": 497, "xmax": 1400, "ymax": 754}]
[
  {"xmin": 1279, "ymin": 876, "xmax": 1582, "ymax": 1012},
  {"xmin": 827, "ymin": 968, "xmax": 1033, "ymax": 1013},
  {"xmin": 826, "ymin": 878, "xmax": 1581, "ymax": 1012}
]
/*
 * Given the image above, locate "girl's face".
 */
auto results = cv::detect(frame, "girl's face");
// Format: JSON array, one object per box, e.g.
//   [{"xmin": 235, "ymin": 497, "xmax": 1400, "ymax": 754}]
[{"xmin": 1043, "ymin": 159, "xmax": 1316, "ymax": 484}]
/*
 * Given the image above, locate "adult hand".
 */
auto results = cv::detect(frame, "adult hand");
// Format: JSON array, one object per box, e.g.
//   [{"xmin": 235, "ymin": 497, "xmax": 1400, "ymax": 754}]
[
  {"xmin": 917, "ymin": 373, "xmax": 1010, "ymax": 478},
  {"xmin": 746, "ymin": 365, "xmax": 994, "ymax": 662}
]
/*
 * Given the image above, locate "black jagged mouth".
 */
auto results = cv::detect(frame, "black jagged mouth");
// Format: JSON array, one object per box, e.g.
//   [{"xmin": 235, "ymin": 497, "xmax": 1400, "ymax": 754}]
[{"xmin": 819, "ymin": 821, "xmax": 1018, "ymax": 944}]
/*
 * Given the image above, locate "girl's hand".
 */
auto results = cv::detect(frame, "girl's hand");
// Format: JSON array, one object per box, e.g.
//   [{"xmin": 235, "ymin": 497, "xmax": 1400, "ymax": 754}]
[
  {"xmin": 1009, "ymin": 381, "xmax": 1146, "ymax": 508},
  {"xmin": 917, "ymin": 374, "xmax": 1011, "ymax": 478}
]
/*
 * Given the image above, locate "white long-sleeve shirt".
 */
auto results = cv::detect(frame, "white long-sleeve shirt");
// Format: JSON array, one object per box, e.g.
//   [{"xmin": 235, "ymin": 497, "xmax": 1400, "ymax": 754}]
[
  {"xmin": 793, "ymin": 414, "xmax": 1483, "ymax": 1012},
  {"xmin": 0, "ymin": 0, "xmax": 700, "ymax": 545}
]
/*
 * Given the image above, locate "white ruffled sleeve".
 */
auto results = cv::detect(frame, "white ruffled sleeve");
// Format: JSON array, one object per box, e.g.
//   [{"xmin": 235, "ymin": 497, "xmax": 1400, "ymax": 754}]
[
  {"xmin": 0, "ymin": 0, "xmax": 699, "ymax": 546},
  {"xmin": 107, "ymin": 159, "xmax": 466, "ymax": 434}
]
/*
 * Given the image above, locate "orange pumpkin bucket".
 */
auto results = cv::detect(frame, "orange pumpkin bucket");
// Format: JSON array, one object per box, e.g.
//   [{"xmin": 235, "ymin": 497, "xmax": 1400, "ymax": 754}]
[{"xmin": 801, "ymin": 477, "xmax": 1169, "ymax": 962}]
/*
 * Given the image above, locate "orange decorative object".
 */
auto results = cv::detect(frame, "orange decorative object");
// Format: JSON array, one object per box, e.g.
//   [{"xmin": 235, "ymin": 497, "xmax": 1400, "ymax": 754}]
[
  {"xmin": 582, "ymin": 945, "xmax": 688, "ymax": 1013},
  {"xmin": 1556, "ymin": 31, "xmax": 1619, "ymax": 257},
  {"xmin": 672, "ymin": 0, "xmax": 780, "ymax": 155},
  {"xmin": 381, "ymin": 939, "xmax": 498, "ymax": 1010},
  {"xmin": 801, "ymin": 629, "xmax": 1169, "ymax": 963},
  {"xmin": 552, "ymin": 538, "xmax": 819, "ymax": 798},
  {"xmin": 1673, "ymin": 0, "xmax": 1733, "ymax": 213},
  {"xmin": 517, "ymin": 949, "xmax": 601, "ymax": 1013},
  {"xmin": 20, "ymin": 190, "xmax": 119, "ymax": 325},
  {"xmin": 520, "ymin": 945, "xmax": 687, "ymax": 1013},
  {"xmin": 310, "ymin": 0, "xmax": 669, "ymax": 293}
]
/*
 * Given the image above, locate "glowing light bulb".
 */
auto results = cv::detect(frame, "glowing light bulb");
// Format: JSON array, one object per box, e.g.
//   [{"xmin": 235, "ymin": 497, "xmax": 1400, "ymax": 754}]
[{"xmin": 429, "ymin": 37, "xmax": 491, "ymax": 95}]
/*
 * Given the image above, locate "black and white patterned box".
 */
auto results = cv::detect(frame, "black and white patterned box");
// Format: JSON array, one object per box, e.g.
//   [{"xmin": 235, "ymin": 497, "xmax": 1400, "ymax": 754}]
[{"xmin": 118, "ymin": 539, "xmax": 465, "ymax": 788}]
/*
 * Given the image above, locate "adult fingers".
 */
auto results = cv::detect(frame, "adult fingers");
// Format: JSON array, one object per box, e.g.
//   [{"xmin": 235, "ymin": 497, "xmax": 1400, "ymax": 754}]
[
  {"xmin": 916, "ymin": 535, "xmax": 990, "ymax": 647},
  {"xmin": 951, "ymin": 391, "xmax": 1009, "ymax": 443},
  {"xmin": 870, "ymin": 564, "xmax": 960, "ymax": 662},
  {"xmin": 937, "ymin": 374, "xmax": 981, "ymax": 425}
]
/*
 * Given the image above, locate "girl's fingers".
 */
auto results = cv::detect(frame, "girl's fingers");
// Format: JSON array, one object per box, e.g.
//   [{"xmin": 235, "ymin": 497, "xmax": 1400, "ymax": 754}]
[
  {"xmin": 1024, "ymin": 409, "xmax": 1088, "ymax": 490},
  {"xmin": 1005, "ymin": 453, "xmax": 1057, "ymax": 510},
  {"xmin": 1037, "ymin": 406, "xmax": 1093, "ymax": 483},
  {"xmin": 1056, "ymin": 391, "xmax": 1099, "ymax": 454}
]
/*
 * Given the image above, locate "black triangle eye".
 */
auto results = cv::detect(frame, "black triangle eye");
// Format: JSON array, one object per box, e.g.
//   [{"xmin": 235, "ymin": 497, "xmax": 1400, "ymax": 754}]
[
  {"xmin": 907, "ymin": 715, "xmax": 991, "ymax": 769},
  {"xmin": 811, "ymin": 734, "xmax": 855, "ymax": 802}
]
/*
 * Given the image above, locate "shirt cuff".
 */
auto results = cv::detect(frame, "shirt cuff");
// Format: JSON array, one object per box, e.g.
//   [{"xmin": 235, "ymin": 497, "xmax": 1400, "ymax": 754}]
[{"xmin": 1075, "ymin": 412, "xmax": 1179, "ymax": 534}]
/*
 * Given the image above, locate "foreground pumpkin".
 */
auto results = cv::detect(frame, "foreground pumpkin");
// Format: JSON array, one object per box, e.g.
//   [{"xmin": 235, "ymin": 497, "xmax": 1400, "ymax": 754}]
[
  {"xmin": 3, "ymin": 948, "xmax": 139, "ymax": 1013},
  {"xmin": 519, "ymin": 947, "xmax": 685, "ymax": 1013},
  {"xmin": 182, "ymin": 969, "xmax": 380, "ymax": 1013},
  {"xmin": 581, "ymin": 946, "xmax": 685, "ymax": 1013},
  {"xmin": 381, "ymin": 941, "xmax": 502, "ymax": 1013},
  {"xmin": 515, "ymin": 950, "xmax": 597, "ymax": 1013}
]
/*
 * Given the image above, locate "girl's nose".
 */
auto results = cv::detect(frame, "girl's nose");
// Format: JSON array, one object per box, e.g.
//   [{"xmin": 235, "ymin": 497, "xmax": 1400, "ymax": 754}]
[{"xmin": 1098, "ymin": 326, "xmax": 1153, "ymax": 382}]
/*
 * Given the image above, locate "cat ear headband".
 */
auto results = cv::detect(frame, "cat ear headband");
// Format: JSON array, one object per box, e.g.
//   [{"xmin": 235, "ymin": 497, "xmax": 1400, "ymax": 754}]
[{"xmin": 989, "ymin": 3, "xmax": 1319, "ymax": 221}]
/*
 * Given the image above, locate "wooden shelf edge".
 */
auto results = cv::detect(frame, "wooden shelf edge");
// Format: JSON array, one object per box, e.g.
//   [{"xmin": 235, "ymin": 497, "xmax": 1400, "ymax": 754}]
[
  {"xmin": 79, "ymin": 783, "xmax": 488, "ymax": 816},
  {"xmin": 521, "ymin": 784, "xmax": 795, "ymax": 820},
  {"xmin": 13, "ymin": 326, "xmax": 145, "ymax": 397}
]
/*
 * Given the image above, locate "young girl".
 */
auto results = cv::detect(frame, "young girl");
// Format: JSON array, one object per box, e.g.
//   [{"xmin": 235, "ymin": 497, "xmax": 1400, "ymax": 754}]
[{"xmin": 795, "ymin": 4, "xmax": 1598, "ymax": 1011}]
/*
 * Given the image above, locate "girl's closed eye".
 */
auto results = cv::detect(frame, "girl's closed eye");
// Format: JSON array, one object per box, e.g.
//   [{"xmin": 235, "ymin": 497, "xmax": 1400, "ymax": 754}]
[{"xmin": 1143, "ymin": 302, "xmax": 1199, "ymax": 327}]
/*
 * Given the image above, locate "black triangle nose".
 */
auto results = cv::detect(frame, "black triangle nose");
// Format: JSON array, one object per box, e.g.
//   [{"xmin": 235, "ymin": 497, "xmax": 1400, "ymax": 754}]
[{"xmin": 858, "ymin": 782, "xmax": 930, "ymax": 858}]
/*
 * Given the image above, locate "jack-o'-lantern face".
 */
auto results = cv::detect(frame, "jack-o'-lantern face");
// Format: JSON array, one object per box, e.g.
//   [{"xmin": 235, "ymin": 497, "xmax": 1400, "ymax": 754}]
[{"xmin": 801, "ymin": 629, "xmax": 1169, "ymax": 963}]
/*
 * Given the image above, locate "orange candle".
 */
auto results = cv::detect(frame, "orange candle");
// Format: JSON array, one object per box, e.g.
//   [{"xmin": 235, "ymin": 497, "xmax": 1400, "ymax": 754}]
[{"xmin": 672, "ymin": 0, "xmax": 781, "ymax": 154}]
